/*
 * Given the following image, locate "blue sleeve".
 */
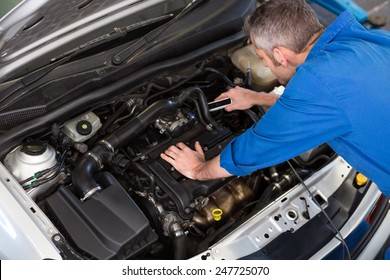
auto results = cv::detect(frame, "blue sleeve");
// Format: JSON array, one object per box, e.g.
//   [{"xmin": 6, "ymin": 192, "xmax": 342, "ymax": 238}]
[{"xmin": 220, "ymin": 69, "xmax": 353, "ymax": 176}]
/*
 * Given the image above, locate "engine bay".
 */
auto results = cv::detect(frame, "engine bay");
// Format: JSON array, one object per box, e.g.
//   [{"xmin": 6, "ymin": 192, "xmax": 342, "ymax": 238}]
[{"xmin": 0, "ymin": 44, "xmax": 338, "ymax": 260}]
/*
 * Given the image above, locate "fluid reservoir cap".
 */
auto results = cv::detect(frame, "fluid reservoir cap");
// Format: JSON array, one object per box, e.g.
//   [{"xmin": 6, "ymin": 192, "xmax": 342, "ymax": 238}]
[
  {"xmin": 76, "ymin": 120, "xmax": 92, "ymax": 136},
  {"xmin": 212, "ymin": 208, "xmax": 223, "ymax": 221},
  {"xmin": 356, "ymin": 173, "xmax": 368, "ymax": 186},
  {"xmin": 21, "ymin": 140, "xmax": 47, "ymax": 155}
]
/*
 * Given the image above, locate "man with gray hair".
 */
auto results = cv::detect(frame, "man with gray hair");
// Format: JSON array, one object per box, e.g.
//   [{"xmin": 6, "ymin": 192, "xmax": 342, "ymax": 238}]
[{"xmin": 161, "ymin": 0, "xmax": 390, "ymax": 199}]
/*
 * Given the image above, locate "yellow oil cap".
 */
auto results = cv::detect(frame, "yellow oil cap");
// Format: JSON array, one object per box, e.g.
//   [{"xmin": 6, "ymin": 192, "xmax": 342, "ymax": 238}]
[
  {"xmin": 211, "ymin": 208, "xmax": 223, "ymax": 221},
  {"xmin": 356, "ymin": 173, "xmax": 368, "ymax": 186}
]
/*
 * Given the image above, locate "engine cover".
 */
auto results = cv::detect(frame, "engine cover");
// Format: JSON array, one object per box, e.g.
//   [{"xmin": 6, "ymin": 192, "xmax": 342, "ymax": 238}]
[
  {"xmin": 140, "ymin": 124, "xmax": 236, "ymax": 218},
  {"xmin": 45, "ymin": 172, "xmax": 157, "ymax": 259}
]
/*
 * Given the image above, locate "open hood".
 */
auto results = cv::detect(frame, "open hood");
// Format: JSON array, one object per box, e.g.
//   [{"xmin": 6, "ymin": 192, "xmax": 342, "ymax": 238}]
[{"xmin": 0, "ymin": 0, "xmax": 194, "ymax": 83}]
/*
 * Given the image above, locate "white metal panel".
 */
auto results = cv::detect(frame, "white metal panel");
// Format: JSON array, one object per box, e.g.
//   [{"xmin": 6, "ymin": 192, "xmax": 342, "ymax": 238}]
[{"xmin": 0, "ymin": 162, "xmax": 61, "ymax": 260}]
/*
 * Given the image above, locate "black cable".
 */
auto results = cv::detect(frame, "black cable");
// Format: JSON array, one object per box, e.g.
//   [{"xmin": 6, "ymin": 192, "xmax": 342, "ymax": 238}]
[
  {"xmin": 244, "ymin": 109, "xmax": 260, "ymax": 123},
  {"xmin": 23, "ymin": 149, "xmax": 68, "ymax": 190},
  {"xmin": 203, "ymin": 67, "xmax": 236, "ymax": 87},
  {"xmin": 144, "ymin": 62, "xmax": 206, "ymax": 105},
  {"xmin": 286, "ymin": 160, "xmax": 351, "ymax": 260},
  {"xmin": 293, "ymin": 154, "xmax": 330, "ymax": 167},
  {"xmin": 144, "ymin": 63, "xmax": 243, "ymax": 106},
  {"xmin": 18, "ymin": 162, "xmax": 60, "ymax": 186}
]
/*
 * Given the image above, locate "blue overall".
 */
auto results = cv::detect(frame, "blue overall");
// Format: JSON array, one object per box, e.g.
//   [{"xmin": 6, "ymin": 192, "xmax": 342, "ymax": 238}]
[{"xmin": 220, "ymin": 11, "xmax": 390, "ymax": 197}]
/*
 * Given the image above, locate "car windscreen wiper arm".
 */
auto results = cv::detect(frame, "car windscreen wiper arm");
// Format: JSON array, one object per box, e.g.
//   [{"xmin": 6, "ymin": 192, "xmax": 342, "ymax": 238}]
[
  {"xmin": 51, "ymin": 13, "xmax": 175, "ymax": 63},
  {"xmin": 0, "ymin": 14, "xmax": 175, "ymax": 105},
  {"xmin": 112, "ymin": 0, "xmax": 208, "ymax": 65}
]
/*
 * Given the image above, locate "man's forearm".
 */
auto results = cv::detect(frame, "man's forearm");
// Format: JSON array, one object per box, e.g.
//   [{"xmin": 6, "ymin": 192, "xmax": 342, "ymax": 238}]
[
  {"xmin": 253, "ymin": 92, "xmax": 279, "ymax": 107},
  {"xmin": 193, "ymin": 155, "xmax": 233, "ymax": 180}
]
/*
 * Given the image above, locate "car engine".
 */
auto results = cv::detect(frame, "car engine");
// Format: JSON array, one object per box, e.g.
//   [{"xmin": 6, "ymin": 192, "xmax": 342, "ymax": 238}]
[{"xmin": 1, "ymin": 50, "xmax": 336, "ymax": 259}]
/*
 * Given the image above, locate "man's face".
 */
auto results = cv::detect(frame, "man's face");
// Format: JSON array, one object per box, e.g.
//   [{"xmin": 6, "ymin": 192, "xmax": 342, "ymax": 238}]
[{"xmin": 253, "ymin": 47, "xmax": 296, "ymax": 85}]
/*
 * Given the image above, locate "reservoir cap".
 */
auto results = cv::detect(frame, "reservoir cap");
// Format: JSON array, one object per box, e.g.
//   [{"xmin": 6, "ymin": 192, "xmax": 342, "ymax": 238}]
[
  {"xmin": 21, "ymin": 140, "xmax": 47, "ymax": 155},
  {"xmin": 76, "ymin": 120, "xmax": 92, "ymax": 136},
  {"xmin": 356, "ymin": 173, "xmax": 368, "ymax": 187}
]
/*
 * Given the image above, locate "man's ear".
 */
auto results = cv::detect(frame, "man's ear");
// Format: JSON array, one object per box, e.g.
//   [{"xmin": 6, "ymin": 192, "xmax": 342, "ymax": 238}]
[{"xmin": 272, "ymin": 47, "xmax": 289, "ymax": 67}]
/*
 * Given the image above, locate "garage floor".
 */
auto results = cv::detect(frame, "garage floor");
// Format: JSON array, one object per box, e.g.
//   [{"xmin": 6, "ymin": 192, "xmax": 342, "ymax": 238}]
[
  {"xmin": 310, "ymin": 0, "xmax": 390, "ymax": 30},
  {"xmin": 355, "ymin": 0, "xmax": 390, "ymax": 30}
]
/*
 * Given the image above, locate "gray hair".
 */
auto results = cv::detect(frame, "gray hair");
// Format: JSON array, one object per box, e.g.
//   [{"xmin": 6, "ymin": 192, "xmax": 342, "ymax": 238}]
[{"xmin": 244, "ymin": 0, "xmax": 324, "ymax": 56}]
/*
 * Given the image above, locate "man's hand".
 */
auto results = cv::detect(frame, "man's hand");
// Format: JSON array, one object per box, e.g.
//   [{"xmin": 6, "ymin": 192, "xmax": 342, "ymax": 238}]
[
  {"xmin": 161, "ymin": 142, "xmax": 206, "ymax": 180},
  {"xmin": 160, "ymin": 142, "xmax": 233, "ymax": 180},
  {"xmin": 215, "ymin": 86, "xmax": 279, "ymax": 111}
]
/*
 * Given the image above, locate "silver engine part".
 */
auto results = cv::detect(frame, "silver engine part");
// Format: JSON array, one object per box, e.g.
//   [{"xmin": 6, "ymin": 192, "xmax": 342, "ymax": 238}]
[{"xmin": 3, "ymin": 141, "xmax": 58, "ymax": 185}]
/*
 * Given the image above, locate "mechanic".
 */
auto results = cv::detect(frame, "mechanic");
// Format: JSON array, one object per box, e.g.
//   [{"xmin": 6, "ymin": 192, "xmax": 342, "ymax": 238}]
[{"xmin": 161, "ymin": 0, "xmax": 390, "ymax": 197}]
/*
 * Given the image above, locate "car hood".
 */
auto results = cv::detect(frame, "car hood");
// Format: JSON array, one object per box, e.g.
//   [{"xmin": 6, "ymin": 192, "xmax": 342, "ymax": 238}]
[{"xmin": 0, "ymin": 0, "xmax": 193, "ymax": 83}]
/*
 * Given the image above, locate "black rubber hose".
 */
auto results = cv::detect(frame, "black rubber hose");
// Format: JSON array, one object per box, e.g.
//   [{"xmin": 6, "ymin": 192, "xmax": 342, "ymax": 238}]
[
  {"xmin": 72, "ymin": 88, "xmax": 200, "ymax": 199},
  {"xmin": 244, "ymin": 109, "xmax": 260, "ymax": 123},
  {"xmin": 188, "ymin": 97, "xmax": 209, "ymax": 128},
  {"xmin": 72, "ymin": 102, "xmax": 175, "ymax": 198},
  {"xmin": 173, "ymin": 235, "xmax": 190, "ymax": 260},
  {"xmin": 144, "ymin": 63, "xmax": 205, "ymax": 105},
  {"xmin": 133, "ymin": 162, "xmax": 156, "ymax": 190},
  {"xmin": 186, "ymin": 88, "xmax": 221, "ymax": 131},
  {"xmin": 105, "ymin": 88, "xmax": 195, "ymax": 147},
  {"xmin": 105, "ymin": 100, "xmax": 177, "ymax": 147},
  {"xmin": 293, "ymin": 154, "xmax": 331, "ymax": 167},
  {"xmin": 203, "ymin": 67, "xmax": 236, "ymax": 87},
  {"xmin": 189, "ymin": 87, "xmax": 221, "ymax": 131},
  {"xmin": 72, "ymin": 144, "xmax": 107, "ymax": 199},
  {"xmin": 99, "ymin": 103, "xmax": 129, "ymax": 135}
]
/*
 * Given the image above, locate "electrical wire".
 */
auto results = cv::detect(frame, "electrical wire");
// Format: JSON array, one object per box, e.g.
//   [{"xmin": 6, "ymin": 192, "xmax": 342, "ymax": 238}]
[
  {"xmin": 143, "ymin": 61, "xmax": 206, "ymax": 105},
  {"xmin": 22, "ymin": 149, "xmax": 68, "ymax": 190},
  {"xmin": 287, "ymin": 160, "xmax": 352, "ymax": 260},
  {"xmin": 18, "ymin": 162, "xmax": 60, "ymax": 186}
]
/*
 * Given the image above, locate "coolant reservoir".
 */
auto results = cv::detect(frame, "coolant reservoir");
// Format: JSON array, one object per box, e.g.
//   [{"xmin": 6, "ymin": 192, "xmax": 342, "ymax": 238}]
[
  {"xmin": 231, "ymin": 44, "xmax": 278, "ymax": 91},
  {"xmin": 3, "ymin": 140, "xmax": 58, "ymax": 183}
]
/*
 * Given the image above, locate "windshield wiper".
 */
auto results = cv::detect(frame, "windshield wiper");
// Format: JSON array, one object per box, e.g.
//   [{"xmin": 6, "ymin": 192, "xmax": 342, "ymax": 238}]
[
  {"xmin": 112, "ymin": 0, "xmax": 208, "ymax": 65},
  {"xmin": 0, "ymin": 14, "xmax": 174, "ymax": 105},
  {"xmin": 51, "ymin": 13, "xmax": 174, "ymax": 63}
]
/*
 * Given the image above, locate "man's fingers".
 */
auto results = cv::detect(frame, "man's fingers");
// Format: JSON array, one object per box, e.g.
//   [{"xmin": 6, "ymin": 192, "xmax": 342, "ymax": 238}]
[
  {"xmin": 224, "ymin": 104, "xmax": 235, "ymax": 112},
  {"xmin": 215, "ymin": 92, "xmax": 228, "ymax": 100},
  {"xmin": 194, "ymin": 141, "xmax": 204, "ymax": 155},
  {"xmin": 161, "ymin": 143, "xmax": 188, "ymax": 161},
  {"xmin": 176, "ymin": 142, "xmax": 189, "ymax": 150},
  {"xmin": 160, "ymin": 153, "xmax": 175, "ymax": 164},
  {"xmin": 161, "ymin": 142, "xmax": 203, "ymax": 164},
  {"xmin": 166, "ymin": 144, "xmax": 182, "ymax": 154},
  {"xmin": 161, "ymin": 144, "xmax": 183, "ymax": 160},
  {"xmin": 163, "ymin": 149, "xmax": 178, "ymax": 159}
]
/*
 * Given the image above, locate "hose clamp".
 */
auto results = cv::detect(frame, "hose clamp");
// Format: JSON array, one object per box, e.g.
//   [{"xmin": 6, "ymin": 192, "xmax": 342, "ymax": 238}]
[
  {"xmin": 80, "ymin": 186, "xmax": 102, "ymax": 202},
  {"xmin": 99, "ymin": 139, "xmax": 115, "ymax": 153},
  {"xmin": 171, "ymin": 223, "xmax": 184, "ymax": 237},
  {"xmin": 273, "ymin": 182, "xmax": 281, "ymax": 190},
  {"xmin": 87, "ymin": 152, "xmax": 103, "ymax": 169}
]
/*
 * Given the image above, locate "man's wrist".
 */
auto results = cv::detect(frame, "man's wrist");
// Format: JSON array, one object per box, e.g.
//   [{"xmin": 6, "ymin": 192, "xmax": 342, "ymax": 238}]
[
  {"xmin": 191, "ymin": 156, "xmax": 232, "ymax": 180},
  {"xmin": 191, "ymin": 162, "xmax": 207, "ymax": 180},
  {"xmin": 255, "ymin": 92, "xmax": 279, "ymax": 107}
]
